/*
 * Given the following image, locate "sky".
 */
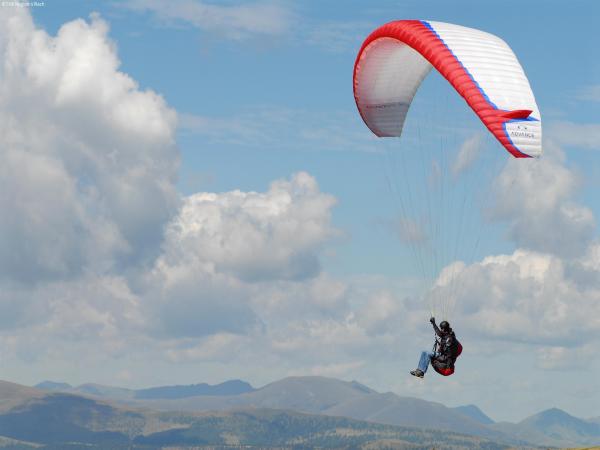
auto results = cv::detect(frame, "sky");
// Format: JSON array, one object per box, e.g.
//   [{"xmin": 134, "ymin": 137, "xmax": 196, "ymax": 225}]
[{"xmin": 0, "ymin": 0, "xmax": 598, "ymax": 422}]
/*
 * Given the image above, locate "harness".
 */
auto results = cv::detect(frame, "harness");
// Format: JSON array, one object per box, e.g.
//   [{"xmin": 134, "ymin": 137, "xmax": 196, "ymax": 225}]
[{"xmin": 431, "ymin": 333, "xmax": 462, "ymax": 376}]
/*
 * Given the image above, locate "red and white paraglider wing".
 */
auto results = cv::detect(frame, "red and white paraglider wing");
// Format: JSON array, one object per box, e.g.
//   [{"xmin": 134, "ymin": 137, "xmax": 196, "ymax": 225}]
[{"xmin": 353, "ymin": 20, "xmax": 542, "ymax": 158}]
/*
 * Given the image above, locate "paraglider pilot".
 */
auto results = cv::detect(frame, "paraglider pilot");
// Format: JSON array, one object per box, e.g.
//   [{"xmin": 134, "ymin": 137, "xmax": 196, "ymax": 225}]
[{"xmin": 411, "ymin": 317, "xmax": 461, "ymax": 378}]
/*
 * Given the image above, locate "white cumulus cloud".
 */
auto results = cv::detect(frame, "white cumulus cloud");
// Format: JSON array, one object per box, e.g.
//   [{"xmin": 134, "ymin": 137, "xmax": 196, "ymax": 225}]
[
  {"xmin": 137, "ymin": 172, "xmax": 340, "ymax": 340},
  {"xmin": 491, "ymin": 142, "xmax": 595, "ymax": 257},
  {"xmin": 436, "ymin": 249, "xmax": 600, "ymax": 351},
  {"xmin": 159, "ymin": 172, "xmax": 338, "ymax": 283},
  {"xmin": 0, "ymin": 8, "xmax": 179, "ymax": 282}
]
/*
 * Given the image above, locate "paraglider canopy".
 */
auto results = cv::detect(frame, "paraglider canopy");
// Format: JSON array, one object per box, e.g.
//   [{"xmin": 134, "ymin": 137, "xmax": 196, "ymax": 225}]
[
  {"xmin": 353, "ymin": 20, "xmax": 543, "ymax": 320},
  {"xmin": 353, "ymin": 20, "xmax": 542, "ymax": 158}
]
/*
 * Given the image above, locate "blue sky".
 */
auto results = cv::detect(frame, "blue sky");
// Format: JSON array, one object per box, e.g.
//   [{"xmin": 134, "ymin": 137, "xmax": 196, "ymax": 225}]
[{"xmin": 0, "ymin": 0, "xmax": 597, "ymax": 423}]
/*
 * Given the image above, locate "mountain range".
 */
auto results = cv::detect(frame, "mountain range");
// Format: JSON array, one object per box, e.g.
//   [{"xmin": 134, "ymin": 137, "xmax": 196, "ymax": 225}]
[
  {"xmin": 0, "ymin": 380, "xmax": 509, "ymax": 449},
  {"xmin": 27, "ymin": 376, "xmax": 600, "ymax": 448}
]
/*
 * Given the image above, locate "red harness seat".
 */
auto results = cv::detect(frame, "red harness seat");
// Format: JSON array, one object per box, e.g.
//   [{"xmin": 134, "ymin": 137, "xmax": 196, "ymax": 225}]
[
  {"xmin": 433, "ymin": 342, "xmax": 462, "ymax": 376},
  {"xmin": 434, "ymin": 366, "xmax": 454, "ymax": 376}
]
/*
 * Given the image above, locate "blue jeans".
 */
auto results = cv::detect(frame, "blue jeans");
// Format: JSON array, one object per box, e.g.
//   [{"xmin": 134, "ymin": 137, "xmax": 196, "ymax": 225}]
[{"xmin": 418, "ymin": 351, "xmax": 435, "ymax": 373}]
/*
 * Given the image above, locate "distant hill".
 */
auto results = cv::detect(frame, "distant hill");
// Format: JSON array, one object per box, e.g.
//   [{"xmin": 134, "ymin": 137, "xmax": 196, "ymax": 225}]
[
  {"xmin": 0, "ymin": 393, "xmax": 137, "ymax": 446},
  {"xmin": 0, "ymin": 388, "xmax": 215, "ymax": 447},
  {"xmin": 0, "ymin": 380, "xmax": 511, "ymax": 449},
  {"xmin": 490, "ymin": 408, "xmax": 600, "ymax": 448},
  {"xmin": 0, "ymin": 381, "xmax": 45, "ymax": 414},
  {"xmin": 453, "ymin": 404, "xmax": 495, "ymax": 425}
]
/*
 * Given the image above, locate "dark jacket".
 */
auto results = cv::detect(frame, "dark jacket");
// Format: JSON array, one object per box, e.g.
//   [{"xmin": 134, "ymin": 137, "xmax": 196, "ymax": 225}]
[{"xmin": 431, "ymin": 323, "xmax": 459, "ymax": 369}]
